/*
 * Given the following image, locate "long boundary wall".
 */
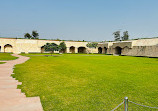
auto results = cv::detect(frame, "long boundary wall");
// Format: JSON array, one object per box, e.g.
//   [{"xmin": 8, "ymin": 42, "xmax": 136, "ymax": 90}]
[
  {"xmin": 0, "ymin": 38, "xmax": 158, "ymax": 57},
  {"xmin": 0, "ymin": 38, "xmax": 98, "ymax": 54}
]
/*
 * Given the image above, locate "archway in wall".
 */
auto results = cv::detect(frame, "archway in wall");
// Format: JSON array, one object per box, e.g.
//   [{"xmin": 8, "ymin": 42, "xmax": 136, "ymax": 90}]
[
  {"xmin": 115, "ymin": 46, "xmax": 122, "ymax": 55},
  {"xmin": 98, "ymin": 47, "xmax": 102, "ymax": 54},
  {"xmin": 4, "ymin": 44, "xmax": 13, "ymax": 53},
  {"xmin": 104, "ymin": 47, "xmax": 107, "ymax": 54},
  {"xmin": 70, "ymin": 46, "xmax": 75, "ymax": 53},
  {"xmin": 0, "ymin": 46, "xmax": 1, "ymax": 52},
  {"xmin": 41, "ymin": 46, "xmax": 45, "ymax": 53},
  {"xmin": 78, "ymin": 47, "xmax": 86, "ymax": 53}
]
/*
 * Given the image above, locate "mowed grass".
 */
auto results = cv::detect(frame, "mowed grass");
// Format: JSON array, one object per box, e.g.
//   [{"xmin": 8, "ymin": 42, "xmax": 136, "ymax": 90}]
[
  {"xmin": 12, "ymin": 54, "xmax": 158, "ymax": 111},
  {"xmin": 0, "ymin": 62, "xmax": 6, "ymax": 64},
  {"xmin": 0, "ymin": 53, "xmax": 18, "ymax": 60}
]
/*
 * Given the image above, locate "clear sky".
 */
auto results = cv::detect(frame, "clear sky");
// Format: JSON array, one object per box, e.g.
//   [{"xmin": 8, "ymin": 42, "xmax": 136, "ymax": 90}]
[{"xmin": 0, "ymin": 0, "xmax": 158, "ymax": 41}]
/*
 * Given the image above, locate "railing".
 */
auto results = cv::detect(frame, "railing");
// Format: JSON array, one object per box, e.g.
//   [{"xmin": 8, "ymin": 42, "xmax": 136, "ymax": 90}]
[{"xmin": 111, "ymin": 97, "xmax": 158, "ymax": 111}]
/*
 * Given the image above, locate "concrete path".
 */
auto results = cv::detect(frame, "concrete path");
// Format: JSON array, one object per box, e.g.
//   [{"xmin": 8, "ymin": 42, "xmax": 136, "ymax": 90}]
[{"xmin": 0, "ymin": 54, "xmax": 43, "ymax": 111}]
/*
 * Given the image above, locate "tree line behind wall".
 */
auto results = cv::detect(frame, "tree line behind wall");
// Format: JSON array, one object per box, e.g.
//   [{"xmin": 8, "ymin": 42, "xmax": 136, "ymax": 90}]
[
  {"xmin": 113, "ymin": 31, "xmax": 129, "ymax": 41},
  {"xmin": 24, "ymin": 30, "xmax": 39, "ymax": 39}
]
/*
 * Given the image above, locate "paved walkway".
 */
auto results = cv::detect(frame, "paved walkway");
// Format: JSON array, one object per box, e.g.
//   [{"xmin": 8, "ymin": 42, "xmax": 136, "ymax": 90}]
[{"xmin": 0, "ymin": 54, "xmax": 43, "ymax": 111}]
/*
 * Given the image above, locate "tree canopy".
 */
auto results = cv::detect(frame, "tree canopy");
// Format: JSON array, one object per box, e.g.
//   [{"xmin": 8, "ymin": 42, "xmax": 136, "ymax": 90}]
[
  {"xmin": 24, "ymin": 30, "xmax": 39, "ymax": 39},
  {"xmin": 43, "ymin": 42, "xmax": 67, "ymax": 55},
  {"xmin": 113, "ymin": 30, "xmax": 129, "ymax": 41},
  {"xmin": 59, "ymin": 42, "xmax": 66, "ymax": 53},
  {"xmin": 113, "ymin": 31, "xmax": 121, "ymax": 41},
  {"xmin": 24, "ymin": 33, "xmax": 32, "ymax": 39},
  {"xmin": 44, "ymin": 43, "xmax": 58, "ymax": 55},
  {"xmin": 122, "ymin": 31, "xmax": 129, "ymax": 40},
  {"xmin": 32, "ymin": 30, "xmax": 39, "ymax": 39}
]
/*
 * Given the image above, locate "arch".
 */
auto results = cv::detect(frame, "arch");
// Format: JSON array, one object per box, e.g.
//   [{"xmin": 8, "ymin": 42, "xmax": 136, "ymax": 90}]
[
  {"xmin": 115, "ymin": 46, "xmax": 122, "ymax": 55},
  {"xmin": 122, "ymin": 46, "xmax": 130, "ymax": 49},
  {"xmin": 123, "ymin": 46, "xmax": 130, "ymax": 50},
  {"xmin": 0, "ymin": 46, "xmax": 1, "ymax": 52},
  {"xmin": 98, "ymin": 47, "xmax": 102, "ymax": 54},
  {"xmin": 41, "ymin": 46, "xmax": 45, "ymax": 53},
  {"xmin": 70, "ymin": 46, "xmax": 75, "ymax": 53},
  {"xmin": 4, "ymin": 44, "xmax": 13, "ymax": 53},
  {"xmin": 78, "ymin": 47, "xmax": 86, "ymax": 53}
]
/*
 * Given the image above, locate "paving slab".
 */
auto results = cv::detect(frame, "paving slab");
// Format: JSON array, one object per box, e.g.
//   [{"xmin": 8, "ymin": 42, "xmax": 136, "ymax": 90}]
[{"xmin": 0, "ymin": 54, "xmax": 43, "ymax": 111}]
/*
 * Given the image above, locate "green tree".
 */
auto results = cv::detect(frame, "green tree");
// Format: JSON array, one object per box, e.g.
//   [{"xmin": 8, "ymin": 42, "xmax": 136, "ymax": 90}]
[
  {"xmin": 44, "ymin": 43, "xmax": 59, "ymax": 56},
  {"xmin": 24, "ymin": 33, "xmax": 32, "ymax": 39},
  {"xmin": 32, "ymin": 30, "xmax": 39, "ymax": 39},
  {"xmin": 122, "ymin": 31, "xmax": 129, "ymax": 40},
  {"xmin": 24, "ymin": 30, "xmax": 39, "ymax": 39},
  {"xmin": 59, "ymin": 42, "xmax": 66, "ymax": 53},
  {"xmin": 113, "ymin": 31, "xmax": 120, "ymax": 41}
]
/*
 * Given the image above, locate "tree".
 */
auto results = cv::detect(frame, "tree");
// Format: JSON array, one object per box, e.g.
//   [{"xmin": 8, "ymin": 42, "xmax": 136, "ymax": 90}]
[
  {"xmin": 32, "ymin": 30, "xmax": 39, "ymax": 39},
  {"xmin": 86, "ymin": 42, "xmax": 98, "ymax": 53},
  {"xmin": 59, "ymin": 42, "xmax": 66, "ymax": 53},
  {"xmin": 44, "ymin": 43, "xmax": 59, "ymax": 56},
  {"xmin": 24, "ymin": 30, "xmax": 39, "ymax": 39},
  {"xmin": 113, "ymin": 31, "xmax": 120, "ymax": 41},
  {"xmin": 24, "ymin": 33, "xmax": 32, "ymax": 39},
  {"xmin": 122, "ymin": 31, "xmax": 129, "ymax": 40}
]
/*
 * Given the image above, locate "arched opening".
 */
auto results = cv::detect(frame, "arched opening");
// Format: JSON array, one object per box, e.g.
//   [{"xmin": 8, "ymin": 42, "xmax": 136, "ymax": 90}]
[
  {"xmin": 0, "ymin": 46, "xmax": 1, "ymax": 52},
  {"xmin": 4, "ymin": 44, "xmax": 13, "ymax": 53},
  {"xmin": 115, "ymin": 46, "xmax": 122, "ymax": 55},
  {"xmin": 41, "ymin": 46, "xmax": 45, "ymax": 53},
  {"xmin": 98, "ymin": 47, "xmax": 102, "ymax": 54},
  {"xmin": 78, "ymin": 47, "xmax": 86, "ymax": 53},
  {"xmin": 104, "ymin": 47, "xmax": 107, "ymax": 54},
  {"xmin": 70, "ymin": 46, "xmax": 75, "ymax": 53}
]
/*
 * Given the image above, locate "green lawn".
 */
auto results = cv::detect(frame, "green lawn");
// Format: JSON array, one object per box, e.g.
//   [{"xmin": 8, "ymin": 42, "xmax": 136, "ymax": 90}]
[
  {"xmin": 0, "ymin": 62, "xmax": 6, "ymax": 64},
  {"xmin": 20, "ymin": 53, "xmax": 106, "ymax": 56},
  {"xmin": 0, "ymin": 53, "xmax": 18, "ymax": 60},
  {"xmin": 12, "ymin": 54, "xmax": 158, "ymax": 111}
]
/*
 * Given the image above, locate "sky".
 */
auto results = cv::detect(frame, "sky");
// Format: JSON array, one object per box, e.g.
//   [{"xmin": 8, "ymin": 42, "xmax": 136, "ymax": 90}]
[{"xmin": 0, "ymin": 0, "xmax": 158, "ymax": 41}]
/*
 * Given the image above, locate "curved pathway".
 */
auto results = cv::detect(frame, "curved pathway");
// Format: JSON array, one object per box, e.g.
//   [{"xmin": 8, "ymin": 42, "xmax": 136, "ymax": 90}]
[{"xmin": 0, "ymin": 54, "xmax": 43, "ymax": 111}]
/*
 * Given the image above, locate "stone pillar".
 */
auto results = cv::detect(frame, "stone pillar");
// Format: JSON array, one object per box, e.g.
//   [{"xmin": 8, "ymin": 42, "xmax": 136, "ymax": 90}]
[
  {"xmin": 66, "ymin": 47, "xmax": 70, "ymax": 53},
  {"xmin": 75, "ymin": 47, "xmax": 78, "ymax": 53},
  {"xmin": 1, "ymin": 45, "xmax": 4, "ymax": 52},
  {"xmin": 102, "ymin": 48, "xmax": 105, "ymax": 54}
]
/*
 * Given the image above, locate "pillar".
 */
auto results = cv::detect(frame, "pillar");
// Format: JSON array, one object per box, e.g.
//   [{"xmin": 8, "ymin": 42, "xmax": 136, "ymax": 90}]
[
  {"xmin": 75, "ymin": 47, "xmax": 78, "ymax": 53},
  {"xmin": 66, "ymin": 47, "xmax": 70, "ymax": 53}
]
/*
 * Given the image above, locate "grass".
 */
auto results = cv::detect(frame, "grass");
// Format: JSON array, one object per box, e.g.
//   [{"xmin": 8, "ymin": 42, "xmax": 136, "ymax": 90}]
[
  {"xmin": 0, "ymin": 62, "xmax": 6, "ymax": 64},
  {"xmin": 12, "ymin": 54, "xmax": 158, "ymax": 111},
  {"xmin": 0, "ymin": 53, "xmax": 18, "ymax": 60},
  {"xmin": 20, "ymin": 53, "xmax": 105, "ymax": 56}
]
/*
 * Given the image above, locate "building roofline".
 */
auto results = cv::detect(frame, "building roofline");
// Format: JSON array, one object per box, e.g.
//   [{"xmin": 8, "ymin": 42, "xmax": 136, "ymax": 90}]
[{"xmin": 0, "ymin": 37, "xmax": 88, "ymax": 43}]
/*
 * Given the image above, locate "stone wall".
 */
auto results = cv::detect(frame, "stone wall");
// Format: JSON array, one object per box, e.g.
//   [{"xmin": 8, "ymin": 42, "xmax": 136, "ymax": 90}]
[
  {"xmin": 0, "ymin": 38, "xmax": 158, "ymax": 57},
  {"xmin": 97, "ymin": 38, "xmax": 158, "ymax": 57},
  {"xmin": 0, "ymin": 38, "xmax": 99, "ymax": 54},
  {"xmin": 121, "ymin": 45, "xmax": 158, "ymax": 57}
]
